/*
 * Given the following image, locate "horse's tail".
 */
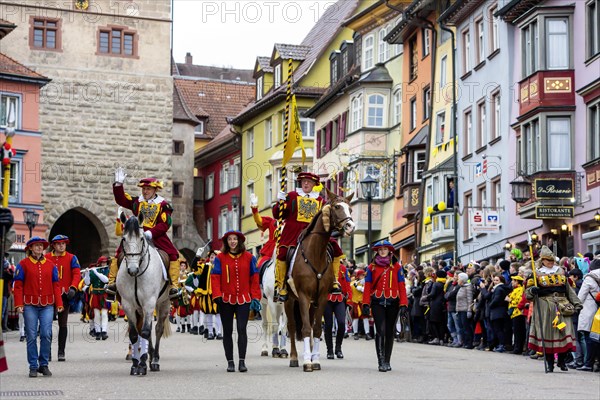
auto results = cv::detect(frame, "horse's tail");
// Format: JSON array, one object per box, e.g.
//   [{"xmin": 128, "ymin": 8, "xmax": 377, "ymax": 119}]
[{"xmin": 161, "ymin": 314, "xmax": 172, "ymax": 338}]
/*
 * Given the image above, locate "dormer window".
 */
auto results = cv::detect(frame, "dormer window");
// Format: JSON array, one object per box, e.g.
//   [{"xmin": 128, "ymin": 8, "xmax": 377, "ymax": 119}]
[
  {"xmin": 340, "ymin": 40, "xmax": 354, "ymax": 74},
  {"xmin": 194, "ymin": 121, "xmax": 204, "ymax": 136},
  {"xmin": 274, "ymin": 64, "xmax": 281, "ymax": 88},
  {"xmin": 330, "ymin": 51, "xmax": 340, "ymax": 83},
  {"xmin": 256, "ymin": 76, "xmax": 263, "ymax": 101}
]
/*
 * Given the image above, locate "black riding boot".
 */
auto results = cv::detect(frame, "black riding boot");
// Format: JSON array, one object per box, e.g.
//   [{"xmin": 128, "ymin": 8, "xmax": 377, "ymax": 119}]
[
  {"xmin": 58, "ymin": 328, "xmax": 68, "ymax": 361},
  {"xmin": 545, "ymin": 353, "xmax": 555, "ymax": 373},
  {"xmin": 384, "ymin": 335, "xmax": 394, "ymax": 371},
  {"xmin": 376, "ymin": 335, "xmax": 386, "ymax": 372},
  {"xmin": 325, "ymin": 329, "xmax": 334, "ymax": 359}
]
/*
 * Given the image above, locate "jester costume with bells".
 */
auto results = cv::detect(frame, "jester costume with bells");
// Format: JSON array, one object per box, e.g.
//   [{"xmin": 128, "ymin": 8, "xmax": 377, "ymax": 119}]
[{"xmin": 110, "ymin": 168, "xmax": 180, "ymax": 298}]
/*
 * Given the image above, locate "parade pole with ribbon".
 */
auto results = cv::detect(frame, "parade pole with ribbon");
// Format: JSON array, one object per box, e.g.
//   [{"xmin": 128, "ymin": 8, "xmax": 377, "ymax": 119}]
[
  {"xmin": 528, "ymin": 230, "xmax": 548, "ymax": 373},
  {"xmin": 274, "ymin": 58, "xmax": 294, "ymax": 247}
]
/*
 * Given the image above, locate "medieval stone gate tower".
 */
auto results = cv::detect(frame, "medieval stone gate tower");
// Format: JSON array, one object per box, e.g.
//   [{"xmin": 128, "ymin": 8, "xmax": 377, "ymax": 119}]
[{"xmin": 1, "ymin": 0, "xmax": 174, "ymax": 267}]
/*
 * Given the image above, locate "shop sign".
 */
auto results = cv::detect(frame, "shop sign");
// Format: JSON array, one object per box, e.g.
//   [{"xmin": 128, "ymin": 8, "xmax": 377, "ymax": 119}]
[
  {"xmin": 535, "ymin": 206, "xmax": 574, "ymax": 219},
  {"xmin": 534, "ymin": 179, "xmax": 573, "ymax": 199}
]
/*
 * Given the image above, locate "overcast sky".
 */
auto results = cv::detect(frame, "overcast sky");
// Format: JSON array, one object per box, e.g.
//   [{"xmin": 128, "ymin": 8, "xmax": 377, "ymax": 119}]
[{"xmin": 172, "ymin": 0, "xmax": 336, "ymax": 70}]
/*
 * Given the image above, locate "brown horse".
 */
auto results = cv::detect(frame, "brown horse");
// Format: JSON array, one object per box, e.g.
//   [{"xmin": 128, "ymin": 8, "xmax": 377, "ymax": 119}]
[{"xmin": 284, "ymin": 189, "xmax": 355, "ymax": 371}]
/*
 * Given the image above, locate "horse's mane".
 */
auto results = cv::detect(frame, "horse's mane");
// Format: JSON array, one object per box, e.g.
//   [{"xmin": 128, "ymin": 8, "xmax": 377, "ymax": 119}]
[
  {"xmin": 303, "ymin": 195, "xmax": 343, "ymax": 236},
  {"xmin": 123, "ymin": 216, "xmax": 141, "ymax": 237}
]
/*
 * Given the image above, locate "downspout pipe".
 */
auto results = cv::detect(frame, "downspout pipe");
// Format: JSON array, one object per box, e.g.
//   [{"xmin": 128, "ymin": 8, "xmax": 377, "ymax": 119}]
[{"xmin": 438, "ymin": 21, "xmax": 458, "ymax": 266}]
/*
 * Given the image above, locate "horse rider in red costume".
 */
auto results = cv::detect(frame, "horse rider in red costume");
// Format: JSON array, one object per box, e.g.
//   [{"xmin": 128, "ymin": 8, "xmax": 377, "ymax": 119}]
[
  {"xmin": 108, "ymin": 167, "xmax": 180, "ymax": 299},
  {"xmin": 272, "ymin": 172, "xmax": 341, "ymax": 301}
]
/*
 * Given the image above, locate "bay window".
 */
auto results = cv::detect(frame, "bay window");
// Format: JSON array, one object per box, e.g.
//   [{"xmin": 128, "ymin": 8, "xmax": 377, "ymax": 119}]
[
  {"xmin": 547, "ymin": 117, "xmax": 571, "ymax": 170},
  {"xmin": 519, "ymin": 114, "xmax": 573, "ymax": 173},
  {"xmin": 351, "ymin": 94, "xmax": 363, "ymax": 131},
  {"xmin": 589, "ymin": 100, "xmax": 600, "ymax": 161}
]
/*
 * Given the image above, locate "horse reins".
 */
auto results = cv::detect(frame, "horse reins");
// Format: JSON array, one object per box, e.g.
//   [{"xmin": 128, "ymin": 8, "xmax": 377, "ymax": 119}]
[{"xmin": 121, "ymin": 235, "xmax": 169, "ymax": 309}]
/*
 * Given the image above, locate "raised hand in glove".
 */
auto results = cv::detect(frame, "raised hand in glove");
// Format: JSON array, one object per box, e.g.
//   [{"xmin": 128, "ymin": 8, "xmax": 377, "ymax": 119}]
[
  {"xmin": 277, "ymin": 191, "xmax": 287, "ymax": 201},
  {"xmin": 0, "ymin": 207, "xmax": 14, "ymax": 230},
  {"xmin": 250, "ymin": 298, "xmax": 262, "ymax": 312},
  {"xmin": 250, "ymin": 193, "xmax": 259, "ymax": 208},
  {"xmin": 66, "ymin": 287, "xmax": 77, "ymax": 301},
  {"xmin": 362, "ymin": 304, "xmax": 371, "ymax": 317},
  {"xmin": 114, "ymin": 166, "xmax": 127, "ymax": 184}
]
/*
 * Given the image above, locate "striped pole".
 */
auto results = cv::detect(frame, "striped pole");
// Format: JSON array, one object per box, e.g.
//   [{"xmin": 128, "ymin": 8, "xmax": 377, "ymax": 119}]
[{"xmin": 274, "ymin": 58, "xmax": 294, "ymax": 245}]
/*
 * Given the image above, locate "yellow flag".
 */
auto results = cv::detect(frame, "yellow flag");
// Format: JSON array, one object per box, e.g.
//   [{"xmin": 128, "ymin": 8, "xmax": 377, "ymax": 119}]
[{"xmin": 282, "ymin": 94, "xmax": 306, "ymax": 167}]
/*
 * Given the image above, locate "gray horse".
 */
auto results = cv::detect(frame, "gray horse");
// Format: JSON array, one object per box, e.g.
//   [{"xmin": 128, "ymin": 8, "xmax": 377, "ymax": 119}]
[{"xmin": 117, "ymin": 213, "xmax": 171, "ymax": 375}]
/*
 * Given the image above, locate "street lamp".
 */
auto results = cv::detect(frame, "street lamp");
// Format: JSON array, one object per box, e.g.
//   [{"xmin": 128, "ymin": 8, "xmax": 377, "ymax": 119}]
[
  {"xmin": 23, "ymin": 208, "xmax": 39, "ymax": 238},
  {"xmin": 360, "ymin": 175, "xmax": 378, "ymax": 261},
  {"xmin": 509, "ymin": 174, "xmax": 532, "ymax": 204},
  {"xmin": 594, "ymin": 211, "xmax": 600, "ymax": 223}
]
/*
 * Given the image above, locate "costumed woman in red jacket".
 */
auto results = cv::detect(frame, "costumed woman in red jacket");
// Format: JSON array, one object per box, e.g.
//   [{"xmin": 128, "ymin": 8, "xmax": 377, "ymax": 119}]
[
  {"xmin": 211, "ymin": 231, "xmax": 261, "ymax": 373},
  {"xmin": 362, "ymin": 240, "xmax": 408, "ymax": 372}
]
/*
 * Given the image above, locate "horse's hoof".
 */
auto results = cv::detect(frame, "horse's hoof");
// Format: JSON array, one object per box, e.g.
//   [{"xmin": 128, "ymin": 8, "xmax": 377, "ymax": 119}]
[
  {"xmin": 279, "ymin": 349, "xmax": 289, "ymax": 358},
  {"xmin": 303, "ymin": 363, "xmax": 313, "ymax": 372},
  {"xmin": 289, "ymin": 360, "xmax": 299, "ymax": 368},
  {"xmin": 272, "ymin": 348, "xmax": 280, "ymax": 358},
  {"xmin": 150, "ymin": 363, "xmax": 160, "ymax": 372},
  {"xmin": 138, "ymin": 366, "xmax": 147, "ymax": 376},
  {"xmin": 261, "ymin": 350, "xmax": 268, "ymax": 357},
  {"xmin": 312, "ymin": 363, "xmax": 321, "ymax": 371},
  {"xmin": 130, "ymin": 366, "xmax": 136, "ymax": 376}
]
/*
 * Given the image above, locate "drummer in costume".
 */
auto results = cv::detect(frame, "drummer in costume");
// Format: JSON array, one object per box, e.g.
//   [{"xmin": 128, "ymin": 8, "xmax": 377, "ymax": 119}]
[
  {"xmin": 362, "ymin": 240, "xmax": 408, "ymax": 372},
  {"xmin": 211, "ymin": 231, "xmax": 261, "ymax": 372},
  {"xmin": 526, "ymin": 246, "xmax": 582, "ymax": 372},
  {"xmin": 273, "ymin": 172, "xmax": 340, "ymax": 301},
  {"xmin": 110, "ymin": 167, "xmax": 180, "ymax": 298},
  {"xmin": 87, "ymin": 257, "xmax": 110, "ymax": 340},
  {"xmin": 47, "ymin": 235, "xmax": 81, "ymax": 362}
]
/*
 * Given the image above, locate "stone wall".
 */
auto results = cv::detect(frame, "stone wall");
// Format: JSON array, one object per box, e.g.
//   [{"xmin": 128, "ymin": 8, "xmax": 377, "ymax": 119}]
[{"xmin": 1, "ymin": 0, "xmax": 173, "ymax": 253}]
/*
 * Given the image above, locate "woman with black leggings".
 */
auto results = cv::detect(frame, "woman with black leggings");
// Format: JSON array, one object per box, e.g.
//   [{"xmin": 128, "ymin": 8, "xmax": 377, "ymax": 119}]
[
  {"xmin": 325, "ymin": 256, "xmax": 352, "ymax": 359},
  {"xmin": 362, "ymin": 240, "xmax": 408, "ymax": 372},
  {"xmin": 211, "ymin": 230, "xmax": 261, "ymax": 372}
]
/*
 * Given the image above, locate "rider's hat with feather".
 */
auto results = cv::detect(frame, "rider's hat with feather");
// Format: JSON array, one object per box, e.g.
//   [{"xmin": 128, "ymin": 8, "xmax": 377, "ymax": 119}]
[{"xmin": 137, "ymin": 178, "xmax": 163, "ymax": 190}]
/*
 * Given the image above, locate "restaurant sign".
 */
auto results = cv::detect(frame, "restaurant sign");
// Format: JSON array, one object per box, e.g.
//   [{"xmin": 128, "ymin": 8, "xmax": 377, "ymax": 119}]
[
  {"xmin": 535, "ymin": 206, "xmax": 574, "ymax": 219},
  {"xmin": 534, "ymin": 179, "xmax": 574, "ymax": 200}
]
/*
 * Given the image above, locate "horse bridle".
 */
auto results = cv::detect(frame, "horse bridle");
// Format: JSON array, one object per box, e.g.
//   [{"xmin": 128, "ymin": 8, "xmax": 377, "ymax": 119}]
[
  {"xmin": 120, "ymin": 234, "xmax": 151, "ymax": 278},
  {"xmin": 329, "ymin": 200, "xmax": 353, "ymax": 234}
]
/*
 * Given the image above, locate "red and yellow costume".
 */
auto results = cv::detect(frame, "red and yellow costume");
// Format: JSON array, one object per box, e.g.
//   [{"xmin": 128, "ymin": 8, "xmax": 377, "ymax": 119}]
[
  {"xmin": 251, "ymin": 206, "xmax": 277, "ymax": 268},
  {"xmin": 111, "ymin": 178, "xmax": 179, "ymax": 292},
  {"xmin": 47, "ymin": 236, "xmax": 81, "ymax": 296},
  {"xmin": 363, "ymin": 252, "xmax": 408, "ymax": 307},
  {"xmin": 211, "ymin": 252, "xmax": 261, "ymax": 305},
  {"xmin": 272, "ymin": 172, "xmax": 324, "ymax": 298},
  {"xmin": 328, "ymin": 264, "xmax": 351, "ymax": 303},
  {"xmin": 13, "ymin": 255, "xmax": 63, "ymax": 309}
]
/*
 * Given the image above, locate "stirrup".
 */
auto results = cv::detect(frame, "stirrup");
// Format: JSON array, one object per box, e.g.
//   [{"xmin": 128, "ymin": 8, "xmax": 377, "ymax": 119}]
[
  {"xmin": 106, "ymin": 283, "xmax": 117, "ymax": 295},
  {"xmin": 276, "ymin": 287, "xmax": 288, "ymax": 302},
  {"xmin": 168, "ymin": 287, "xmax": 179, "ymax": 299}
]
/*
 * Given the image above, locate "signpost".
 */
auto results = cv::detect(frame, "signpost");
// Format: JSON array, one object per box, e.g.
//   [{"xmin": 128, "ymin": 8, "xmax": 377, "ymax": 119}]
[{"xmin": 471, "ymin": 209, "xmax": 500, "ymax": 233}]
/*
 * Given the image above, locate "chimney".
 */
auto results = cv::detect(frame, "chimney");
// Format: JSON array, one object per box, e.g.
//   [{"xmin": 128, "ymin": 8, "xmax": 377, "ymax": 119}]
[{"xmin": 185, "ymin": 52, "xmax": 193, "ymax": 65}]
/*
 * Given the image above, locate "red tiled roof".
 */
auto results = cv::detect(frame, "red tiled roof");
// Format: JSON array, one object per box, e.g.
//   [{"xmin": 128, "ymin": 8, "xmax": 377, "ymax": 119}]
[
  {"xmin": 174, "ymin": 77, "xmax": 255, "ymax": 137},
  {"xmin": 173, "ymin": 82, "xmax": 200, "ymax": 124},
  {"xmin": 0, "ymin": 53, "xmax": 48, "ymax": 81}
]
